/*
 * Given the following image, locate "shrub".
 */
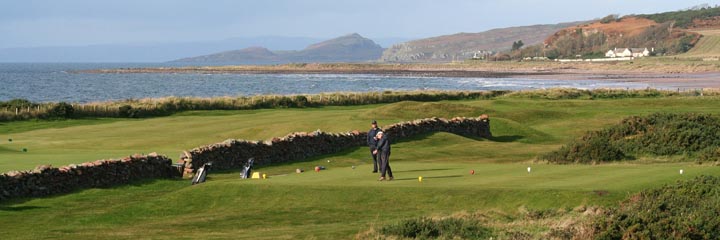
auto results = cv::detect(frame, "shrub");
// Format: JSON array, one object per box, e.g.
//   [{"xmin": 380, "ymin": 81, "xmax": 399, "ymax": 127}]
[
  {"xmin": 600, "ymin": 14, "xmax": 619, "ymax": 24},
  {"xmin": 542, "ymin": 113, "xmax": 720, "ymax": 164},
  {"xmin": 594, "ymin": 175, "xmax": 720, "ymax": 239},
  {"xmin": 697, "ymin": 147, "xmax": 720, "ymax": 164},
  {"xmin": 380, "ymin": 217, "xmax": 492, "ymax": 239},
  {"xmin": 293, "ymin": 95, "xmax": 309, "ymax": 107},
  {"xmin": 0, "ymin": 99, "xmax": 37, "ymax": 109},
  {"xmin": 118, "ymin": 105, "xmax": 141, "ymax": 118},
  {"xmin": 48, "ymin": 102, "xmax": 74, "ymax": 119}
]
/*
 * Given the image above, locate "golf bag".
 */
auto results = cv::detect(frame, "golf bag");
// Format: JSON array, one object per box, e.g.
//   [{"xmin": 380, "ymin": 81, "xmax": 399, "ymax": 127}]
[
  {"xmin": 241, "ymin": 158, "xmax": 254, "ymax": 179},
  {"xmin": 191, "ymin": 162, "xmax": 212, "ymax": 185}
]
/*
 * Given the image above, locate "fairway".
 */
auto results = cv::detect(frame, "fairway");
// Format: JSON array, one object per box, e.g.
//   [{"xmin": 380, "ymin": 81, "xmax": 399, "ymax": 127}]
[{"xmin": 2, "ymin": 97, "xmax": 720, "ymax": 238}]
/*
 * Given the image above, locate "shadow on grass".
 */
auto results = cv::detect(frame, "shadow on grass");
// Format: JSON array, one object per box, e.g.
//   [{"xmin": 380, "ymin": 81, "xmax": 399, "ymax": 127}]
[
  {"xmin": 204, "ymin": 146, "xmax": 366, "ymax": 177},
  {"xmin": 0, "ymin": 205, "xmax": 48, "ymax": 212},
  {"xmin": 393, "ymin": 175, "xmax": 463, "ymax": 181},
  {"xmin": 0, "ymin": 177, "xmax": 185, "ymax": 205},
  {"xmin": 488, "ymin": 135, "xmax": 524, "ymax": 142},
  {"xmin": 394, "ymin": 168, "xmax": 457, "ymax": 173},
  {"xmin": 396, "ymin": 132, "xmax": 525, "ymax": 144}
]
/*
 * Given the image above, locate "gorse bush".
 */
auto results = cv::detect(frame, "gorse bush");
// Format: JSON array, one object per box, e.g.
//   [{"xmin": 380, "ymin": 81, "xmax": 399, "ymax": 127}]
[
  {"xmin": 593, "ymin": 175, "xmax": 720, "ymax": 239},
  {"xmin": 542, "ymin": 113, "xmax": 720, "ymax": 164},
  {"xmin": 47, "ymin": 102, "xmax": 74, "ymax": 119},
  {"xmin": 118, "ymin": 105, "xmax": 141, "ymax": 118},
  {"xmin": 698, "ymin": 147, "xmax": 720, "ymax": 164},
  {"xmin": 380, "ymin": 217, "xmax": 492, "ymax": 240}
]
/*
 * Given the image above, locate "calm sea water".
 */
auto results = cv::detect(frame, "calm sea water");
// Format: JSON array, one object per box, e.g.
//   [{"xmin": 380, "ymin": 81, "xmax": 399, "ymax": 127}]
[{"xmin": 0, "ymin": 63, "xmax": 650, "ymax": 103}]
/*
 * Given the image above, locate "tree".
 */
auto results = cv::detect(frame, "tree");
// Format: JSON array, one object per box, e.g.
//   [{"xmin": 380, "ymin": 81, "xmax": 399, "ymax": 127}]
[
  {"xmin": 600, "ymin": 14, "xmax": 619, "ymax": 24},
  {"xmin": 511, "ymin": 40, "xmax": 525, "ymax": 51},
  {"xmin": 48, "ymin": 102, "xmax": 74, "ymax": 119}
]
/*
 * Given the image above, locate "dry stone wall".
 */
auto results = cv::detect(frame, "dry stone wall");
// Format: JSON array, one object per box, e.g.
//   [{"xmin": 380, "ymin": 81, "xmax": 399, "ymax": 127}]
[
  {"xmin": 0, "ymin": 153, "xmax": 178, "ymax": 201},
  {"xmin": 0, "ymin": 116, "xmax": 490, "ymax": 201},
  {"xmin": 179, "ymin": 116, "xmax": 491, "ymax": 176}
]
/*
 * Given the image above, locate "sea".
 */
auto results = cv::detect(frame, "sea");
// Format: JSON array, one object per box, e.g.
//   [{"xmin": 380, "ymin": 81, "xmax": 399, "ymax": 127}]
[{"xmin": 0, "ymin": 63, "xmax": 651, "ymax": 103}]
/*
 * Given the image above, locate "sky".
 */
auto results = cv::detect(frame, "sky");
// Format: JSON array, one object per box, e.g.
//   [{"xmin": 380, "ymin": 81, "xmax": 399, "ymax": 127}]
[{"xmin": 0, "ymin": 0, "xmax": 717, "ymax": 49}]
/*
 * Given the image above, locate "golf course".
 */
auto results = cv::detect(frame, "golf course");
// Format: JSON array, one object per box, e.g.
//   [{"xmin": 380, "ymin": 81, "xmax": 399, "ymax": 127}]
[{"xmin": 1, "ymin": 92, "xmax": 719, "ymax": 239}]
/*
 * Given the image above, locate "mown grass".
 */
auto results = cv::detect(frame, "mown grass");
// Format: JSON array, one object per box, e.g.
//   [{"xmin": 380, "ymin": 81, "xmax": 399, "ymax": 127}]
[
  {"xmin": 0, "ymin": 158, "xmax": 715, "ymax": 239},
  {"xmin": 1, "ymin": 96, "xmax": 720, "ymax": 239}
]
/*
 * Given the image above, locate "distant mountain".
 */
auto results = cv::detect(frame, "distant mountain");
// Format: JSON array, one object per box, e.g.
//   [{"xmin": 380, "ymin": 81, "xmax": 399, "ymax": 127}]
[
  {"xmin": 172, "ymin": 47, "xmax": 280, "ymax": 63},
  {"xmin": 380, "ymin": 21, "xmax": 587, "ymax": 63},
  {"xmin": 0, "ymin": 36, "xmax": 322, "ymax": 63},
  {"xmin": 172, "ymin": 33, "xmax": 385, "ymax": 64}
]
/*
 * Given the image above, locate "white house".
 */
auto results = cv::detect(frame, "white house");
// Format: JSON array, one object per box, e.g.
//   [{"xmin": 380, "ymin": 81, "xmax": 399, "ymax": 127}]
[
  {"xmin": 605, "ymin": 50, "xmax": 615, "ymax": 58},
  {"xmin": 472, "ymin": 50, "xmax": 494, "ymax": 60},
  {"xmin": 605, "ymin": 47, "xmax": 652, "ymax": 58}
]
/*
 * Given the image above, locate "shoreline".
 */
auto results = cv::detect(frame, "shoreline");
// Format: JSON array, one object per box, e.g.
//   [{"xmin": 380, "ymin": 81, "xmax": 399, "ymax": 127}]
[{"xmin": 79, "ymin": 61, "xmax": 720, "ymax": 88}]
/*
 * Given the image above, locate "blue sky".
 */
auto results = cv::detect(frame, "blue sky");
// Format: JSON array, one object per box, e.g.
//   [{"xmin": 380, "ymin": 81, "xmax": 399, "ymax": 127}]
[{"xmin": 0, "ymin": 0, "xmax": 716, "ymax": 48}]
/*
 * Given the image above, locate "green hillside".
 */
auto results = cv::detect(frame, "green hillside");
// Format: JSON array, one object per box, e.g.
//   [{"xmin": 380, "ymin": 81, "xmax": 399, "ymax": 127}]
[{"xmin": 681, "ymin": 30, "xmax": 720, "ymax": 58}]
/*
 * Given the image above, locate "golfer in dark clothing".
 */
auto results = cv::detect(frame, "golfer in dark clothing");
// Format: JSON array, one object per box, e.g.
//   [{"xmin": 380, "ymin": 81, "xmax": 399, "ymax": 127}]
[
  {"xmin": 367, "ymin": 120, "xmax": 381, "ymax": 173},
  {"xmin": 373, "ymin": 131, "xmax": 393, "ymax": 181}
]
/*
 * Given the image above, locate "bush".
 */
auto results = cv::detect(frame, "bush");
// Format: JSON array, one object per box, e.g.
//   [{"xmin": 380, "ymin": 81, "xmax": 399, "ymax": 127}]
[
  {"xmin": 594, "ymin": 175, "xmax": 720, "ymax": 239},
  {"xmin": 380, "ymin": 217, "xmax": 492, "ymax": 239},
  {"xmin": 542, "ymin": 113, "xmax": 720, "ymax": 164},
  {"xmin": 48, "ymin": 102, "xmax": 74, "ymax": 119},
  {"xmin": 698, "ymin": 147, "xmax": 720, "ymax": 164},
  {"xmin": 600, "ymin": 14, "xmax": 619, "ymax": 24},
  {"xmin": 118, "ymin": 105, "xmax": 141, "ymax": 118},
  {"xmin": 0, "ymin": 99, "xmax": 37, "ymax": 109},
  {"xmin": 293, "ymin": 95, "xmax": 309, "ymax": 107}
]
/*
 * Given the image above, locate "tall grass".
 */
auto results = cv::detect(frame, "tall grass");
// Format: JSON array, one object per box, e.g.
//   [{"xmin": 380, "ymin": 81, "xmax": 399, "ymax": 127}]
[
  {"xmin": 502, "ymin": 88, "xmax": 720, "ymax": 100},
  {"xmin": 2, "ymin": 88, "xmax": 718, "ymax": 122},
  {"xmin": 0, "ymin": 91, "xmax": 505, "ymax": 121}
]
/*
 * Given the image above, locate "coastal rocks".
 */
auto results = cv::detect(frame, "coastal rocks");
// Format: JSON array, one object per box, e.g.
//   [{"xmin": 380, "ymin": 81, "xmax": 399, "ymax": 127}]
[
  {"xmin": 0, "ymin": 154, "xmax": 178, "ymax": 201},
  {"xmin": 180, "ymin": 115, "xmax": 491, "ymax": 175}
]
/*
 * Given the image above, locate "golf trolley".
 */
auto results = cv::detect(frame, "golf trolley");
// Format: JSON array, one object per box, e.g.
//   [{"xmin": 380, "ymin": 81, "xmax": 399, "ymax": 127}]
[
  {"xmin": 241, "ymin": 158, "xmax": 254, "ymax": 179},
  {"xmin": 191, "ymin": 162, "xmax": 212, "ymax": 185}
]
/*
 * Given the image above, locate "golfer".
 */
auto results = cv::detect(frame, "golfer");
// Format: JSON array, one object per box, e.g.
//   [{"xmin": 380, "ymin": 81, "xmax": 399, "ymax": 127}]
[
  {"xmin": 367, "ymin": 120, "xmax": 381, "ymax": 173},
  {"xmin": 373, "ymin": 131, "xmax": 393, "ymax": 181}
]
